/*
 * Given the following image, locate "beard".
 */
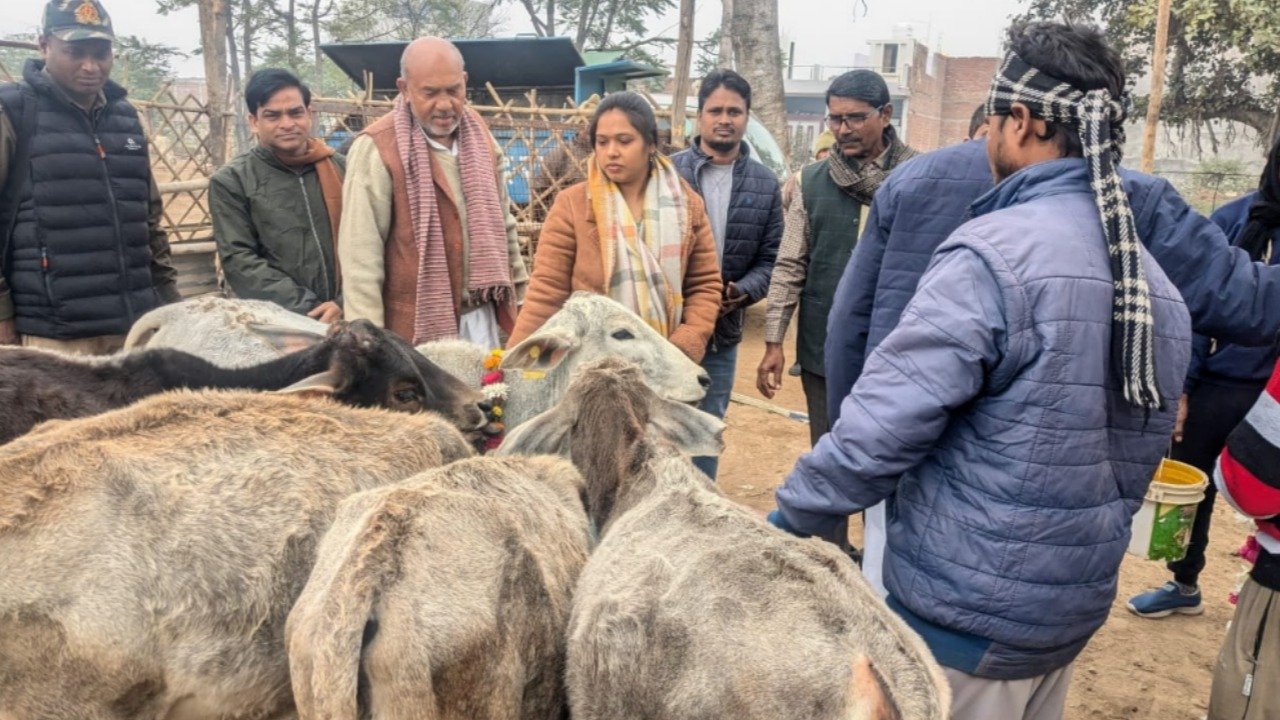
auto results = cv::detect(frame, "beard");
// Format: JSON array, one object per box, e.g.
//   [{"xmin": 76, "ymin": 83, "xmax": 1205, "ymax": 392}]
[
  {"xmin": 426, "ymin": 119, "xmax": 459, "ymax": 139},
  {"xmin": 704, "ymin": 136, "xmax": 739, "ymax": 154},
  {"xmin": 989, "ymin": 141, "xmax": 1021, "ymax": 182},
  {"xmin": 987, "ymin": 121, "xmax": 1018, "ymax": 182}
]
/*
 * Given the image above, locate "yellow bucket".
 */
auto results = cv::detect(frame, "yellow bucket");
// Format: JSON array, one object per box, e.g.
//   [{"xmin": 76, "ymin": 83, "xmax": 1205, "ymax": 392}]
[{"xmin": 1126, "ymin": 459, "xmax": 1208, "ymax": 561}]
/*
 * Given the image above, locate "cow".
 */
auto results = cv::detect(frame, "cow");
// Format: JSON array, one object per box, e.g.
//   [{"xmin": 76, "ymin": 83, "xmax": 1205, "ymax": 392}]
[
  {"xmin": 0, "ymin": 319, "xmax": 489, "ymax": 445},
  {"xmin": 499, "ymin": 358, "xmax": 951, "ymax": 720},
  {"xmin": 286, "ymin": 456, "xmax": 592, "ymax": 720},
  {"xmin": 0, "ymin": 390, "xmax": 474, "ymax": 720},
  {"xmin": 124, "ymin": 293, "xmax": 711, "ymax": 428}
]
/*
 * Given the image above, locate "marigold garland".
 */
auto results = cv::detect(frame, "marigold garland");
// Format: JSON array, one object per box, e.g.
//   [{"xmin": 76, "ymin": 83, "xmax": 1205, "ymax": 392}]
[{"xmin": 481, "ymin": 349, "xmax": 506, "ymax": 451}]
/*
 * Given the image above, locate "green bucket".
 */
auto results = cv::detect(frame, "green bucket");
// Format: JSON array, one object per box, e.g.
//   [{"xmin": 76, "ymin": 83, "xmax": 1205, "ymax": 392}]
[{"xmin": 1126, "ymin": 458, "xmax": 1208, "ymax": 562}]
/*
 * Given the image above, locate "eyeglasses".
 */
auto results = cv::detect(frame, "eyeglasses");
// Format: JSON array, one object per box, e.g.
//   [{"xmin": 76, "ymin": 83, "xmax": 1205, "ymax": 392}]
[{"xmin": 825, "ymin": 107, "xmax": 885, "ymax": 130}]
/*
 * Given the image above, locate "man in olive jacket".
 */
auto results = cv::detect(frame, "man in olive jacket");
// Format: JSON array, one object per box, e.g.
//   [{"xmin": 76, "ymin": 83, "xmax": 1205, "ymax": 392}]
[{"xmin": 211, "ymin": 68, "xmax": 344, "ymax": 321}]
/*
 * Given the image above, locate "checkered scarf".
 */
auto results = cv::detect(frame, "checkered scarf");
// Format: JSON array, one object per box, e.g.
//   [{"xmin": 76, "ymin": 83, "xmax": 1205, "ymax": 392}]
[
  {"xmin": 987, "ymin": 52, "xmax": 1161, "ymax": 410},
  {"xmin": 588, "ymin": 153, "xmax": 690, "ymax": 337}
]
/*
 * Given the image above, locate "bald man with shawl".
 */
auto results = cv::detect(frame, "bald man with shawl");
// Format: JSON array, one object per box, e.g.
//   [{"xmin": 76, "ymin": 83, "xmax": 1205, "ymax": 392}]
[{"xmin": 340, "ymin": 37, "xmax": 527, "ymax": 347}]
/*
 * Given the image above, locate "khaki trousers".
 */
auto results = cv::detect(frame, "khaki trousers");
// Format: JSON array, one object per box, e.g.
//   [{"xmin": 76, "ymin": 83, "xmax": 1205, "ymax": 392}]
[
  {"xmin": 1209, "ymin": 578, "xmax": 1279, "ymax": 720},
  {"xmin": 21, "ymin": 334, "xmax": 126, "ymax": 355},
  {"xmin": 943, "ymin": 663, "xmax": 1074, "ymax": 720}
]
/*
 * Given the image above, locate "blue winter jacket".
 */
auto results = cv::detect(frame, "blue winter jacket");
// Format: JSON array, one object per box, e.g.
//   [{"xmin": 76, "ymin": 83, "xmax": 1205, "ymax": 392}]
[
  {"xmin": 825, "ymin": 139, "xmax": 1280, "ymax": 420},
  {"xmin": 1185, "ymin": 191, "xmax": 1280, "ymax": 391},
  {"xmin": 672, "ymin": 140, "xmax": 783, "ymax": 350},
  {"xmin": 776, "ymin": 159, "xmax": 1192, "ymax": 680}
]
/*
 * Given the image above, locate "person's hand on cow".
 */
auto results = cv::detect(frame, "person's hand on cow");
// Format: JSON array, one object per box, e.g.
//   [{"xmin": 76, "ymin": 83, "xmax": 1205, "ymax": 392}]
[
  {"xmin": 757, "ymin": 342, "xmax": 785, "ymax": 398},
  {"xmin": 718, "ymin": 281, "xmax": 749, "ymax": 317},
  {"xmin": 1172, "ymin": 393, "xmax": 1189, "ymax": 443},
  {"xmin": 308, "ymin": 301, "xmax": 343, "ymax": 324},
  {"xmin": 0, "ymin": 319, "xmax": 17, "ymax": 346}
]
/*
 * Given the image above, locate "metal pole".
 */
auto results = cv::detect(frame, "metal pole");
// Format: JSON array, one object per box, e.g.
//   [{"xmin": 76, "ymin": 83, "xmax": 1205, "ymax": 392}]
[{"xmin": 1141, "ymin": 0, "xmax": 1172, "ymax": 174}]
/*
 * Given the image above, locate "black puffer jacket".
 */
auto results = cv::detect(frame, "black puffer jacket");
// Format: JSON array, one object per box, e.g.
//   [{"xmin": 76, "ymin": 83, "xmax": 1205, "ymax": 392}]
[
  {"xmin": 672, "ymin": 140, "xmax": 782, "ymax": 350},
  {"xmin": 0, "ymin": 60, "xmax": 166, "ymax": 339}
]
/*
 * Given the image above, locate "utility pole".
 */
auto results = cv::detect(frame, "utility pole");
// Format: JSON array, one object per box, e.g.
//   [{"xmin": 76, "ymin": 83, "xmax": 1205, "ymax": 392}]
[
  {"xmin": 671, "ymin": 0, "xmax": 695, "ymax": 148},
  {"xmin": 1140, "ymin": 0, "xmax": 1172, "ymax": 173}
]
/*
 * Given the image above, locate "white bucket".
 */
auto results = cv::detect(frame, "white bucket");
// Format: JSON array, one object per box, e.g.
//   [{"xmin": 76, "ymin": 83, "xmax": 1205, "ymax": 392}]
[{"xmin": 1127, "ymin": 458, "xmax": 1209, "ymax": 561}]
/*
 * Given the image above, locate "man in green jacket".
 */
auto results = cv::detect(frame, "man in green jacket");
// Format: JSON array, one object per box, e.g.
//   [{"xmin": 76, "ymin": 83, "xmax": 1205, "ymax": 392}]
[
  {"xmin": 210, "ymin": 68, "xmax": 344, "ymax": 321},
  {"xmin": 757, "ymin": 70, "xmax": 916, "ymax": 442}
]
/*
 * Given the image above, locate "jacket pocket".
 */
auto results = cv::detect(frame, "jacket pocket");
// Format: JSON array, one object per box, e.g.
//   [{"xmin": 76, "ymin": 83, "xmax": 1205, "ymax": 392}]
[{"xmin": 39, "ymin": 245, "xmax": 58, "ymax": 309}]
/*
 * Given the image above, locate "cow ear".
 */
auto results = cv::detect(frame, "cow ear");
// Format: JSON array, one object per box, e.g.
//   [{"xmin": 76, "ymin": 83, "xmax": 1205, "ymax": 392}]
[
  {"xmin": 503, "ymin": 328, "xmax": 578, "ymax": 371},
  {"xmin": 247, "ymin": 322, "xmax": 328, "ymax": 355},
  {"xmin": 493, "ymin": 405, "xmax": 572, "ymax": 456},
  {"xmin": 277, "ymin": 370, "xmax": 339, "ymax": 397},
  {"xmin": 648, "ymin": 398, "xmax": 725, "ymax": 457}
]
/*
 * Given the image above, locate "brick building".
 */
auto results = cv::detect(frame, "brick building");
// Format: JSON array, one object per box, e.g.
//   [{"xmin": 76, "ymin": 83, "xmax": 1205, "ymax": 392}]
[
  {"xmin": 784, "ymin": 34, "xmax": 998, "ymax": 161},
  {"xmin": 884, "ymin": 39, "xmax": 998, "ymax": 150}
]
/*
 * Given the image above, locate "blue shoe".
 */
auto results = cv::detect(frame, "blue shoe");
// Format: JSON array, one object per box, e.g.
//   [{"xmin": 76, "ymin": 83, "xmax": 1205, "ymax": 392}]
[{"xmin": 1126, "ymin": 581, "xmax": 1204, "ymax": 618}]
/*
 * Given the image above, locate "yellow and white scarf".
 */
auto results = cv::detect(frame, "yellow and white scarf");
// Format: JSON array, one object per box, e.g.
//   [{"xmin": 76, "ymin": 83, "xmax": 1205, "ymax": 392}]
[{"xmin": 588, "ymin": 154, "xmax": 690, "ymax": 336}]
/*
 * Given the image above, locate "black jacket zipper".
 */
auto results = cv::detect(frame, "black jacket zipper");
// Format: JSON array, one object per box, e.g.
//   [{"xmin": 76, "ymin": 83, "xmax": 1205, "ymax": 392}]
[{"xmin": 79, "ymin": 100, "xmax": 136, "ymax": 325}]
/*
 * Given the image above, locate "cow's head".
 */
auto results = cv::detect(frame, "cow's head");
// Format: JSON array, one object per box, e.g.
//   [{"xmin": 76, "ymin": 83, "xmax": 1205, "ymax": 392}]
[
  {"xmin": 502, "ymin": 293, "xmax": 711, "ymax": 404},
  {"xmin": 497, "ymin": 358, "xmax": 723, "ymax": 530},
  {"xmin": 285, "ymin": 320, "xmax": 490, "ymax": 442}
]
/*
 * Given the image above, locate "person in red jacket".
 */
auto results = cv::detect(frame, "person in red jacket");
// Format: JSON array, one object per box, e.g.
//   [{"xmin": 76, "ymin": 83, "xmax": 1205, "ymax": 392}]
[{"xmin": 1209, "ymin": 358, "xmax": 1280, "ymax": 719}]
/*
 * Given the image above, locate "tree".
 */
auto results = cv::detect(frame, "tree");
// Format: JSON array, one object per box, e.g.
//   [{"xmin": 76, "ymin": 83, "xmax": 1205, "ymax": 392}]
[
  {"xmin": 114, "ymin": 35, "xmax": 188, "ymax": 100},
  {"xmin": 717, "ymin": 0, "xmax": 732, "ymax": 67},
  {"xmin": 194, "ymin": 0, "xmax": 232, "ymax": 167},
  {"xmin": 731, "ymin": 0, "xmax": 789, "ymax": 167},
  {"xmin": 329, "ymin": 0, "xmax": 502, "ymax": 42},
  {"xmin": 503, "ymin": 0, "xmax": 675, "ymax": 52},
  {"xmin": 1019, "ymin": 0, "xmax": 1280, "ymax": 146},
  {"xmin": 694, "ymin": 28, "xmax": 725, "ymax": 77},
  {"xmin": 669, "ymin": 0, "xmax": 694, "ymax": 146},
  {"xmin": 306, "ymin": 0, "xmax": 337, "ymax": 82},
  {"xmin": 1, "ymin": 33, "xmax": 183, "ymax": 100},
  {"xmin": 0, "ymin": 34, "xmax": 39, "ymax": 83}
]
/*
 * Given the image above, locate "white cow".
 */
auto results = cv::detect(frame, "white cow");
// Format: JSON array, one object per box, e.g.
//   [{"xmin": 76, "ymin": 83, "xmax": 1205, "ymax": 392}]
[
  {"xmin": 127, "ymin": 293, "xmax": 710, "ymax": 427},
  {"xmin": 499, "ymin": 358, "xmax": 951, "ymax": 720}
]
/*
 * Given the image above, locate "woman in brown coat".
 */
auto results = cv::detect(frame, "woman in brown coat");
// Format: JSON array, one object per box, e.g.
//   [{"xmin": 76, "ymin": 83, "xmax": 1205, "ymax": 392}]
[{"xmin": 508, "ymin": 92, "xmax": 722, "ymax": 362}]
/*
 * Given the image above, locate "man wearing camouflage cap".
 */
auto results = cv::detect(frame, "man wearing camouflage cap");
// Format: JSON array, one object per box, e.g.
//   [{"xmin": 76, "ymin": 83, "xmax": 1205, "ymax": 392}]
[{"xmin": 0, "ymin": 0, "xmax": 180, "ymax": 354}]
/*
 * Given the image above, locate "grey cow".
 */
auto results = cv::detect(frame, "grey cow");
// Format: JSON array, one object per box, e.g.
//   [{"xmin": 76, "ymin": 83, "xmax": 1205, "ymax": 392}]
[
  {"xmin": 286, "ymin": 455, "xmax": 592, "ymax": 720},
  {"xmin": 500, "ymin": 358, "xmax": 951, "ymax": 720},
  {"xmin": 0, "ymin": 391, "xmax": 473, "ymax": 720}
]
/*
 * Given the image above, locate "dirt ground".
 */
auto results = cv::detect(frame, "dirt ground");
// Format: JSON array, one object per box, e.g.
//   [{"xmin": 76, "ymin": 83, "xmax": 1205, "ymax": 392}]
[{"xmin": 717, "ymin": 304, "xmax": 1243, "ymax": 720}]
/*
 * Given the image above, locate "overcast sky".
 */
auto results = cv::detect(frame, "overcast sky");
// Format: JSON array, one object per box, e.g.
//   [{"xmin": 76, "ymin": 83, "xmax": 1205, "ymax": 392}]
[{"xmin": 1, "ymin": 0, "xmax": 1027, "ymax": 78}]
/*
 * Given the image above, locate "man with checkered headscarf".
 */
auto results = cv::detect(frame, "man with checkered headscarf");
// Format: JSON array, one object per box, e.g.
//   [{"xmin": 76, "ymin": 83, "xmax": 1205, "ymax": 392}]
[{"xmin": 770, "ymin": 22, "xmax": 1192, "ymax": 719}]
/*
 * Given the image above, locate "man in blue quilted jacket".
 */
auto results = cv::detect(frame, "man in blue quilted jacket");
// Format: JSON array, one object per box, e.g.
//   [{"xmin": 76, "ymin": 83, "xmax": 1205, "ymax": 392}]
[
  {"xmin": 826, "ymin": 58, "xmax": 1280, "ymax": 606},
  {"xmin": 672, "ymin": 69, "xmax": 782, "ymax": 480},
  {"xmin": 771, "ymin": 22, "xmax": 1192, "ymax": 719}
]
